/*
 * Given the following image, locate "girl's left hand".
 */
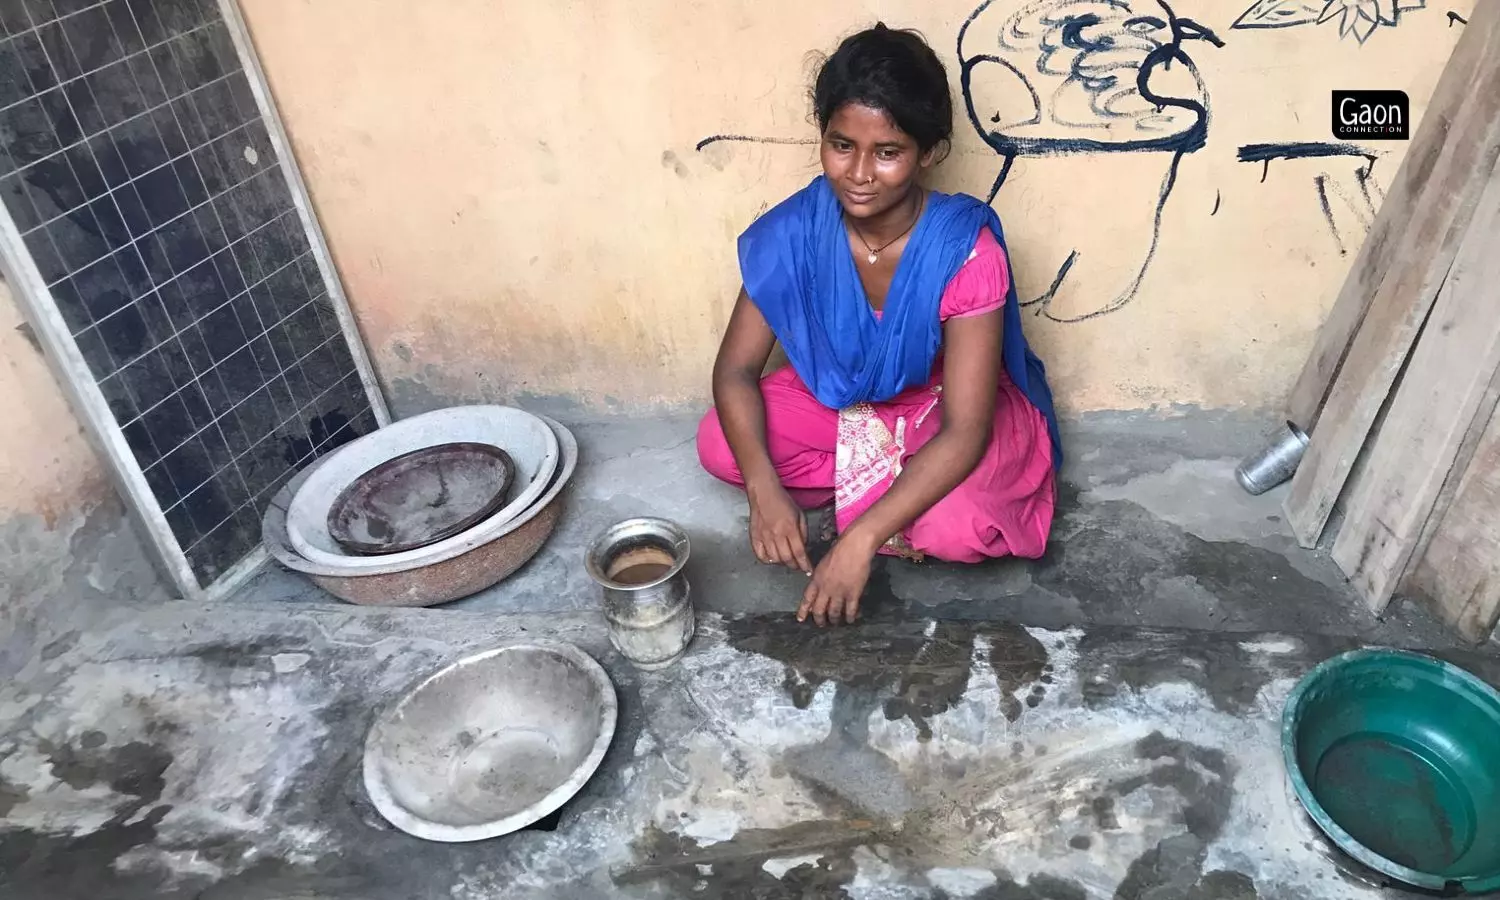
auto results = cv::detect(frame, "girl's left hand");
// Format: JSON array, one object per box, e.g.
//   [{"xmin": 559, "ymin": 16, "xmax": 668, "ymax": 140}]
[{"xmin": 797, "ymin": 538, "xmax": 874, "ymax": 626}]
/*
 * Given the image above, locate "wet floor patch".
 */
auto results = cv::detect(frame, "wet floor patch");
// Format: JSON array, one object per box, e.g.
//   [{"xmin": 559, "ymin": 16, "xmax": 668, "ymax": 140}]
[
  {"xmin": 0, "ymin": 805, "xmax": 176, "ymax": 900},
  {"xmin": 0, "ymin": 733, "xmax": 177, "ymax": 900},
  {"xmin": 615, "ymin": 821, "xmax": 871, "ymax": 896},
  {"xmin": 1073, "ymin": 628, "xmax": 1355, "ymax": 716},
  {"xmin": 16, "ymin": 590, "xmax": 1495, "ymax": 899},
  {"xmin": 896, "ymin": 479, "xmax": 1404, "ymax": 641},
  {"xmin": 725, "ymin": 610, "xmax": 1050, "ymax": 739},
  {"xmin": 613, "ymin": 728, "xmax": 1247, "ymax": 898},
  {"xmin": 655, "ymin": 611, "xmax": 1278, "ymax": 899},
  {"xmin": 1107, "ymin": 733, "xmax": 1240, "ymax": 898},
  {"xmin": 618, "ymin": 824, "xmax": 1104, "ymax": 899},
  {"xmin": 1033, "ymin": 482, "xmax": 1349, "ymax": 635},
  {"xmin": 39, "ymin": 738, "xmax": 173, "ymax": 800}
]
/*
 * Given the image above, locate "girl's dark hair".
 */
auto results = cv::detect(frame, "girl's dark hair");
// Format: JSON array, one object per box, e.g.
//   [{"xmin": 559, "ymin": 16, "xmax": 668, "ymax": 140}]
[{"xmin": 811, "ymin": 23, "xmax": 953, "ymax": 155}]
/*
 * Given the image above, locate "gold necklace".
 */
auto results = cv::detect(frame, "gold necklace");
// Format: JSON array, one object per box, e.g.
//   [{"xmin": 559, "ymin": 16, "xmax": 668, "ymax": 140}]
[{"xmin": 849, "ymin": 192, "xmax": 924, "ymax": 265}]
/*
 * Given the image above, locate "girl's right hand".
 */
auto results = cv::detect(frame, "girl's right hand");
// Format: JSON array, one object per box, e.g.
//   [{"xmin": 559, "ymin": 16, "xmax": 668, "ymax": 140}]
[{"xmin": 747, "ymin": 481, "xmax": 813, "ymax": 574}]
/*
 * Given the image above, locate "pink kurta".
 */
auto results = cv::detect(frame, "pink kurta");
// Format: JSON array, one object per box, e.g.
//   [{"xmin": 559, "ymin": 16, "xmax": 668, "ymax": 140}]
[{"xmin": 697, "ymin": 228, "xmax": 1056, "ymax": 563}]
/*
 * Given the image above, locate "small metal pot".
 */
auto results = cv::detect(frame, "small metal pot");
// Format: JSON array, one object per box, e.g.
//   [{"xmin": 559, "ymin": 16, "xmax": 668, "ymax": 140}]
[
  {"xmin": 585, "ymin": 517, "xmax": 695, "ymax": 670},
  {"xmin": 1236, "ymin": 420, "xmax": 1311, "ymax": 495}
]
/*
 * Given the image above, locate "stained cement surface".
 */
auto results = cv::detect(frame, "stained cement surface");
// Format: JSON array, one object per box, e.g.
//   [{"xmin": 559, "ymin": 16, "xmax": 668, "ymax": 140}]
[
  {"xmin": 0, "ymin": 497, "xmax": 167, "ymax": 680},
  {"xmin": 2, "ymin": 408, "xmax": 1493, "ymax": 898},
  {"xmin": 244, "ymin": 408, "xmax": 1467, "ymax": 645}
]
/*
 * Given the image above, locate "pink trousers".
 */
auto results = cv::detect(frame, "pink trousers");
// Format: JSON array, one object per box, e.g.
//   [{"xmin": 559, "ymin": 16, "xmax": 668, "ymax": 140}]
[{"xmin": 696, "ymin": 366, "xmax": 1056, "ymax": 563}]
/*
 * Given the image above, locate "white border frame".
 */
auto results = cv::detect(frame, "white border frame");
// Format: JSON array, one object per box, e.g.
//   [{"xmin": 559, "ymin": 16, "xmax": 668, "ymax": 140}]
[{"xmin": 0, "ymin": 1, "xmax": 391, "ymax": 602}]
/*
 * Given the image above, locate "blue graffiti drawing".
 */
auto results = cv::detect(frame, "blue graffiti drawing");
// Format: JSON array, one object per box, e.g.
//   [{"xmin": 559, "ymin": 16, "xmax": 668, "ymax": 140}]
[
  {"xmin": 1232, "ymin": 0, "xmax": 1428, "ymax": 44},
  {"xmin": 959, "ymin": 0, "xmax": 1224, "ymax": 322}
]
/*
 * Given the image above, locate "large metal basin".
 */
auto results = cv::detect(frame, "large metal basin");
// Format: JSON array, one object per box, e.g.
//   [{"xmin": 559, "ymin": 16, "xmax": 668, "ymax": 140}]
[
  {"xmin": 261, "ymin": 414, "xmax": 578, "ymax": 606},
  {"xmin": 363, "ymin": 642, "xmax": 617, "ymax": 842},
  {"xmin": 288, "ymin": 405, "xmax": 559, "ymax": 570},
  {"xmin": 1283, "ymin": 648, "xmax": 1500, "ymax": 893}
]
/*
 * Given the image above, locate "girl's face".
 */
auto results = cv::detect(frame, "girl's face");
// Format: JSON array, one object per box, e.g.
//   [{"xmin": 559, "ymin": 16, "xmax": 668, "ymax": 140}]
[{"xmin": 820, "ymin": 103, "xmax": 936, "ymax": 221}]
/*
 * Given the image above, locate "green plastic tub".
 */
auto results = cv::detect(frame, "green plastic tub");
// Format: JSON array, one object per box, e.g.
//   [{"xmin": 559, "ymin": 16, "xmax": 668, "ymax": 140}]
[{"xmin": 1283, "ymin": 649, "xmax": 1500, "ymax": 894}]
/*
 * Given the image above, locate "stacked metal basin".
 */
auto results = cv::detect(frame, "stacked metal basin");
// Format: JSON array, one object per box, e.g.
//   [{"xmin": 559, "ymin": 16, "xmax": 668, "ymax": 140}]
[{"xmin": 260, "ymin": 406, "xmax": 578, "ymax": 606}]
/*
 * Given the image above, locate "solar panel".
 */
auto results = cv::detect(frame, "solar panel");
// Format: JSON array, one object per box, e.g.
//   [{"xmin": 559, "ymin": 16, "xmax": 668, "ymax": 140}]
[{"xmin": 0, "ymin": 0, "xmax": 388, "ymax": 597}]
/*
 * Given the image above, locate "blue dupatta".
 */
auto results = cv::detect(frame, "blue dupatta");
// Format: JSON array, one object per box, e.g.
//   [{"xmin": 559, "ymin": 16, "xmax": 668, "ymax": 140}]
[{"xmin": 737, "ymin": 175, "xmax": 1064, "ymax": 469}]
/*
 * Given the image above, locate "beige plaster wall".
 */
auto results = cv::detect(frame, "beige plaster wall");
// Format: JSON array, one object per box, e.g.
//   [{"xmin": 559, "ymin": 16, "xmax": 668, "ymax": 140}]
[
  {"xmin": 0, "ymin": 278, "xmax": 109, "ymax": 522},
  {"xmin": 0, "ymin": 278, "xmax": 167, "ymax": 670},
  {"xmin": 237, "ymin": 0, "xmax": 1472, "ymax": 416}
]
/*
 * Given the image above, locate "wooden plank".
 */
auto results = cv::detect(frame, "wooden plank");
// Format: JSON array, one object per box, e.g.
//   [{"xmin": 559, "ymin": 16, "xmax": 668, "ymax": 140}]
[
  {"xmin": 1404, "ymin": 402, "xmax": 1500, "ymax": 643},
  {"xmin": 1330, "ymin": 161, "xmax": 1500, "ymax": 612},
  {"xmin": 1284, "ymin": 3, "xmax": 1500, "ymax": 432},
  {"xmin": 1283, "ymin": 3, "xmax": 1500, "ymax": 548},
  {"xmin": 1405, "ymin": 359, "xmax": 1500, "ymax": 590}
]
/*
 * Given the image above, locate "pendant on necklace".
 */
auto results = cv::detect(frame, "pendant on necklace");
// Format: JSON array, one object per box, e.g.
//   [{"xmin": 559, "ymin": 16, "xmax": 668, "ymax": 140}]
[{"xmin": 867, "ymin": 252, "xmax": 879, "ymax": 265}]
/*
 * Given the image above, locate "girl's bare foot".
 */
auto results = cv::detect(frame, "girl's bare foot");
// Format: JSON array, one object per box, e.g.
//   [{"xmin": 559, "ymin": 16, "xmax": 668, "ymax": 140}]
[{"xmin": 807, "ymin": 503, "xmax": 837, "ymax": 545}]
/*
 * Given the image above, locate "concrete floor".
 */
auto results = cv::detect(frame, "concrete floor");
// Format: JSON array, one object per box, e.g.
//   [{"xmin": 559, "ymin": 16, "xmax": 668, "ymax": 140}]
[
  {"xmin": 1, "ymin": 408, "xmax": 1491, "ymax": 899},
  {"xmin": 250, "ymin": 408, "xmax": 1463, "ymax": 643}
]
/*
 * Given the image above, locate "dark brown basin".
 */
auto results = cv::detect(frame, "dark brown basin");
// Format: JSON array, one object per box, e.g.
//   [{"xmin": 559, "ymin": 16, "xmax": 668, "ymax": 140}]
[{"xmin": 327, "ymin": 442, "xmax": 515, "ymax": 555}]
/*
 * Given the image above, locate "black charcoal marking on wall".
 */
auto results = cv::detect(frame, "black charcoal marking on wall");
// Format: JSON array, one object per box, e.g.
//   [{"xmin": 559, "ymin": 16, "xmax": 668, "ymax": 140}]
[
  {"xmin": 1314, "ymin": 167, "xmax": 1383, "ymax": 254},
  {"xmin": 1313, "ymin": 174, "xmax": 1346, "ymax": 255},
  {"xmin": 958, "ymin": 0, "xmax": 1225, "ymax": 323},
  {"xmin": 694, "ymin": 134, "xmax": 819, "ymax": 152},
  {"xmin": 1238, "ymin": 143, "xmax": 1382, "ymax": 254},
  {"xmin": 1236, "ymin": 141, "xmax": 1375, "ymax": 164},
  {"xmin": 1233, "ymin": 0, "xmax": 1429, "ymax": 45},
  {"xmin": 1237, "ymin": 140, "xmax": 1378, "ymax": 182},
  {"xmin": 0, "ymin": 0, "xmax": 377, "ymax": 589}
]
